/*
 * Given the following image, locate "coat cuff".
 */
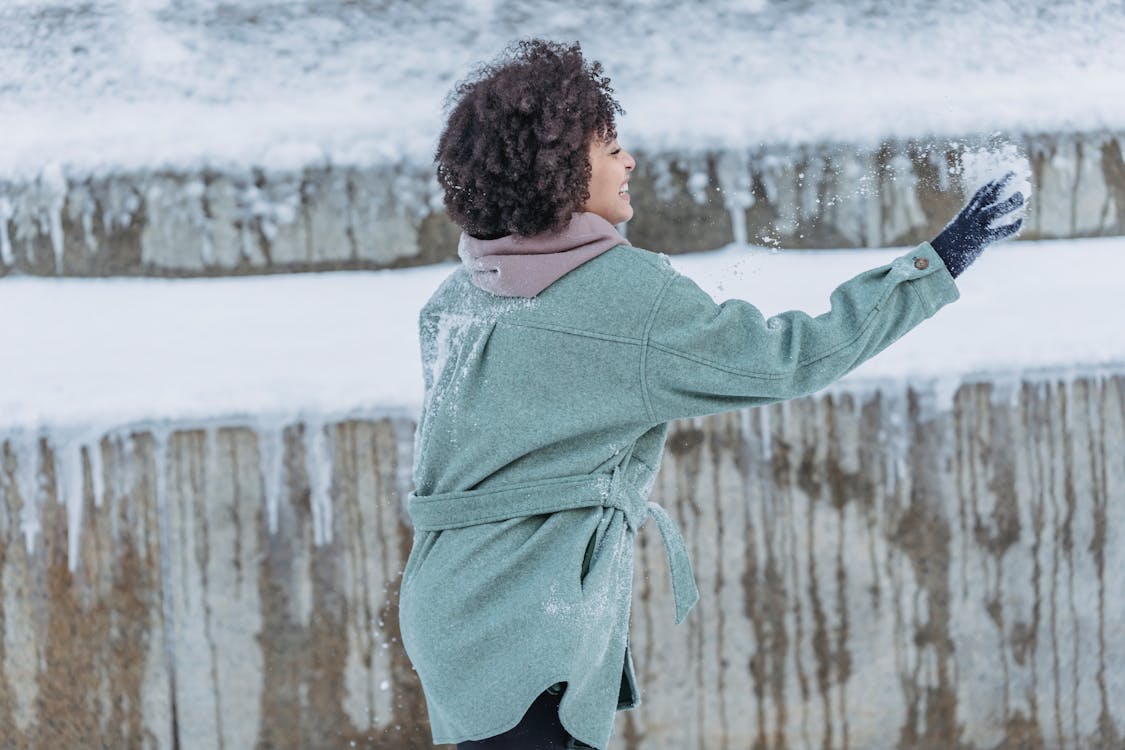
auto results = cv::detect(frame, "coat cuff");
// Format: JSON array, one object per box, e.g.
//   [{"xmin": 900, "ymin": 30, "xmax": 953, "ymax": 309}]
[{"xmin": 896, "ymin": 241, "xmax": 960, "ymax": 315}]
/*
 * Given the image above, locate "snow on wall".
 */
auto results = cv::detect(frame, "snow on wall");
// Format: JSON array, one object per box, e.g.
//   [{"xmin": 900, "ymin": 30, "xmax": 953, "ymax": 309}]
[
  {"xmin": 1, "ymin": 232, "xmax": 1121, "ymax": 442},
  {"xmin": 0, "ymin": 159, "xmax": 447, "ymax": 277},
  {"xmin": 1, "ymin": 133, "xmax": 1122, "ymax": 278},
  {"xmin": 0, "ymin": 408, "xmax": 415, "ymax": 572}
]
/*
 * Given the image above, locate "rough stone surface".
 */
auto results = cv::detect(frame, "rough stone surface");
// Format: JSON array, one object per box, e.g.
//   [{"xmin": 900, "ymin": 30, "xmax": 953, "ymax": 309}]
[
  {"xmin": 0, "ymin": 374, "xmax": 1122, "ymax": 749},
  {"xmin": 1, "ymin": 133, "xmax": 1123, "ymax": 278},
  {"xmin": 0, "ymin": 418, "xmax": 433, "ymax": 750},
  {"xmin": 630, "ymin": 375, "xmax": 1125, "ymax": 750}
]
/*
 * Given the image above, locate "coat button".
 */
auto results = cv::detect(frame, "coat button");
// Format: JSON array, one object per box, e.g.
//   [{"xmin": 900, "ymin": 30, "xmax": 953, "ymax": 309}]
[{"xmin": 913, "ymin": 257, "xmax": 929, "ymax": 270}]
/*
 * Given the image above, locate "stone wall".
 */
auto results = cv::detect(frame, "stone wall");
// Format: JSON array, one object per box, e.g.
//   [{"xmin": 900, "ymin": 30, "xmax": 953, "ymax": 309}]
[
  {"xmin": 0, "ymin": 372, "xmax": 1122, "ymax": 748},
  {"xmin": 632, "ymin": 375, "xmax": 1124, "ymax": 750},
  {"xmin": 2, "ymin": 132, "xmax": 1123, "ymax": 278}
]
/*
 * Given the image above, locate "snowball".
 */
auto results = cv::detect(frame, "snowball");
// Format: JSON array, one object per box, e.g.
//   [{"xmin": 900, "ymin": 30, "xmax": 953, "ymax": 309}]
[{"xmin": 956, "ymin": 141, "xmax": 1032, "ymax": 232}]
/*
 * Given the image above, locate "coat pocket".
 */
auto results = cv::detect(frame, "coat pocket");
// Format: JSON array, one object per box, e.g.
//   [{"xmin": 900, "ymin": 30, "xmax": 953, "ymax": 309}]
[
  {"xmin": 400, "ymin": 530, "xmax": 439, "ymax": 590},
  {"xmin": 579, "ymin": 528, "xmax": 596, "ymax": 585},
  {"xmin": 577, "ymin": 509, "xmax": 614, "ymax": 592}
]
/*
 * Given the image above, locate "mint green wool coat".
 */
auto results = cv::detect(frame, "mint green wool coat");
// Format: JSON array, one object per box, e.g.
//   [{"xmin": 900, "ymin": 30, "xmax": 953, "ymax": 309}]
[{"xmin": 399, "ymin": 240, "xmax": 958, "ymax": 749}]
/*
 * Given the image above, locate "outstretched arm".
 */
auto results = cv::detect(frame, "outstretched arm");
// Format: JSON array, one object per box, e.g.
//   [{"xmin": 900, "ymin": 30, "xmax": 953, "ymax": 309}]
[
  {"xmin": 641, "ymin": 241, "xmax": 959, "ymax": 423},
  {"xmin": 639, "ymin": 175, "xmax": 1027, "ymax": 423}
]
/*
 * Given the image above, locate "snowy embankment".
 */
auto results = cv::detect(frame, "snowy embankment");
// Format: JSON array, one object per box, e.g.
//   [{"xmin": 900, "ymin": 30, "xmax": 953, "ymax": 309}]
[
  {"xmin": 3, "ymin": 2, "xmax": 1124, "ymax": 279},
  {"xmin": 3, "ymin": 236, "xmax": 1122, "ymax": 439},
  {"xmin": 2, "ymin": 0, "xmax": 1125, "ymax": 179}
]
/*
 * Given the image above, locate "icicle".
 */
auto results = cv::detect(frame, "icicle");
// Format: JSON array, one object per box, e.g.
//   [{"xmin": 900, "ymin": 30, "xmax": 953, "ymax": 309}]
[
  {"xmin": 932, "ymin": 374, "xmax": 964, "ymax": 416},
  {"xmin": 913, "ymin": 375, "xmax": 961, "ymax": 423},
  {"xmin": 930, "ymin": 146, "xmax": 952, "ymax": 193},
  {"xmin": 108, "ymin": 432, "xmax": 127, "ymax": 544},
  {"xmin": 184, "ymin": 179, "xmax": 212, "ymax": 265},
  {"xmin": 40, "ymin": 162, "xmax": 67, "ymax": 275},
  {"xmin": 988, "ymin": 373, "xmax": 1023, "ymax": 410},
  {"xmin": 64, "ymin": 182, "xmax": 98, "ymax": 256},
  {"xmin": 102, "ymin": 178, "xmax": 141, "ymax": 233},
  {"xmin": 56, "ymin": 439, "xmax": 86, "ymax": 572},
  {"xmin": 305, "ymin": 418, "xmax": 334, "ymax": 546},
  {"xmin": 758, "ymin": 157, "xmax": 779, "ymax": 208},
  {"xmin": 887, "ymin": 388, "xmax": 909, "ymax": 492},
  {"xmin": 0, "ymin": 194, "xmax": 13, "ymax": 267},
  {"xmin": 88, "ymin": 436, "xmax": 105, "ymax": 508},
  {"xmin": 152, "ymin": 427, "xmax": 171, "ymax": 542},
  {"xmin": 650, "ymin": 157, "xmax": 678, "ymax": 204},
  {"xmin": 80, "ymin": 196, "xmax": 97, "ymax": 254},
  {"xmin": 239, "ymin": 218, "xmax": 259, "ymax": 263},
  {"xmin": 716, "ymin": 150, "xmax": 754, "ymax": 246},
  {"xmin": 260, "ymin": 421, "xmax": 285, "ymax": 535},
  {"xmin": 16, "ymin": 432, "xmax": 43, "ymax": 556},
  {"xmin": 686, "ymin": 165, "xmax": 710, "ymax": 206},
  {"xmin": 796, "ymin": 154, "xmax": 821, "ymax": 224}
]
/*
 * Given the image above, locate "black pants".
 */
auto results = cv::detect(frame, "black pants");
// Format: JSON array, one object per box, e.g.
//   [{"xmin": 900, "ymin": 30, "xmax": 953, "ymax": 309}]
[{"xmin": 456, "ymin": 684, "xmax": 594, "ymax": 749}]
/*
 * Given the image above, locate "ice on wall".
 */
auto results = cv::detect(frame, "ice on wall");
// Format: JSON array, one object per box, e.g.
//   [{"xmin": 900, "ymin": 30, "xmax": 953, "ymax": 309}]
[
  {"xmin": 716, "ymin": 150, "xmax": 754, "ymax": 246},
  {"xmin": 7, "ymin": 426, "xmax": 109, "ymax": 569},
  {"xmin": 305, "ymin": 418, "xmax": 334, "ymax": 546},
  {"xmin": 56, "ymin": 439, "xmax": 85, "ymax": 569},
  {"xmin": 0, "ymin": 404, "xmax": 417, "ymax": 573},
  {"xmin": 39, "ymin": 163, "xmax": 67, "ymax": 274},
  {"xmin": 15, "ymin": 432, "xmax": 43, "ymax": 554},
  {"xmin": 0, "ymin": 195, "xmax": 14, "ymax": 267},
  {"xmin": 0, "ymin": 160, "xmax": 442, "ymax": 274},
  {"xmin": 259, "ymin": 421, "xmax": 286, "ymax": 536}
]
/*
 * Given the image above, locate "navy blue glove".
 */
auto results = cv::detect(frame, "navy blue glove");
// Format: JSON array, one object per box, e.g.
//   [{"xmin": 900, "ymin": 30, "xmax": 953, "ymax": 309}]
[{"xmin": 931, "ymin": 173, "xmax": 1025, "ymax": 278}]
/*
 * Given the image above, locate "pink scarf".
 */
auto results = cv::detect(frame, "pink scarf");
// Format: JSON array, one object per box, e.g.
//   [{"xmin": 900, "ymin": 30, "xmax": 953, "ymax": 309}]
[{"xmin": 457, "ymin": 212, "xmax": 630, "ymax": 297}]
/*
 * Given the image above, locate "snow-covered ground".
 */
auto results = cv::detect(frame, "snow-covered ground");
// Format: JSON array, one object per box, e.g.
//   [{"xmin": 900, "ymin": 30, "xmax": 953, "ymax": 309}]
[
  {"xmin": 3, "ymin": 237, "xmax": 1122, "ymax": 438},
  {"xmin": 2, "ymin": 0, "xmax": 1125, "ymax": 179}
]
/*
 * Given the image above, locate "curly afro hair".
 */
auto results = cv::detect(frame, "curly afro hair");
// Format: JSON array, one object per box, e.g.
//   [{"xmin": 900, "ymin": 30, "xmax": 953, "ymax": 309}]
[{"xmin": 435, "ymin": 39, "xmax": 624, "ymax": 239}]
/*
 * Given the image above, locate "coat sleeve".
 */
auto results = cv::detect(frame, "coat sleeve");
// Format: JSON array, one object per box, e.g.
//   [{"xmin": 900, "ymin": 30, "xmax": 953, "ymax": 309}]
[{"xmin": 641, "ymin": 241, "xmax": 960, "ymax": 423}]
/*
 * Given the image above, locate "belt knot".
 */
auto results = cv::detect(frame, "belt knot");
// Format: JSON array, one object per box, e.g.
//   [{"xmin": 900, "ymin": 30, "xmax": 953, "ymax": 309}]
[{"xmin": 602, "ymin": 460, "xmax": 649, "ymax": 531}]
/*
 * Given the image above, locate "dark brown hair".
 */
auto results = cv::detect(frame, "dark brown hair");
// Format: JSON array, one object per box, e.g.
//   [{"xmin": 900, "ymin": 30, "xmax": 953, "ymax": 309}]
[{"xmin": 435, "ymin": 39, "xmax": 624, "ymax": 239}]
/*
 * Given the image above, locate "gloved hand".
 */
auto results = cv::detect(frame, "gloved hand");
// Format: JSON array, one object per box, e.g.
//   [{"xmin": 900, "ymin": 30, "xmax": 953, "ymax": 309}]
[{"xmin": 930, "ymin": 173, "xmax": 1026, "ymax": 278}]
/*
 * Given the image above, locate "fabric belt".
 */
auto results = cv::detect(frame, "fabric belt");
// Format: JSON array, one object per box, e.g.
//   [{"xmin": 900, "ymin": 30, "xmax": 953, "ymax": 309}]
[{"xmin": 407, "ymin": 456, "xmax": 699, "ymax": 625}]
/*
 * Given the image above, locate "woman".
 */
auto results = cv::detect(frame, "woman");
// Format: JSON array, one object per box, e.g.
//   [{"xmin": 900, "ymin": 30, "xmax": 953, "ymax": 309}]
[{"xmin": 399, "ymin": 39, "xmax": 1023, "ymax": 750}]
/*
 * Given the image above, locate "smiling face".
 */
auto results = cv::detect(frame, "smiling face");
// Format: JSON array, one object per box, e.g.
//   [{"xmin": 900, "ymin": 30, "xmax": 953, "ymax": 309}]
[{"xmin": 582, "ymin": 135, "xmax": 636, "ymax": 226}]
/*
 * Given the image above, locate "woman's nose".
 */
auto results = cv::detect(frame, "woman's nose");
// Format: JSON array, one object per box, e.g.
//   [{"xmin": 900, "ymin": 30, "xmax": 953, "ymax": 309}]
[{"xmin": 624, "ymin": 151, "xmax": 636, "ymax": 170}]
